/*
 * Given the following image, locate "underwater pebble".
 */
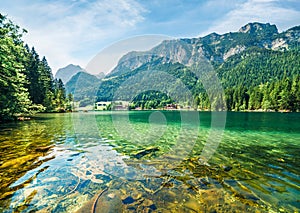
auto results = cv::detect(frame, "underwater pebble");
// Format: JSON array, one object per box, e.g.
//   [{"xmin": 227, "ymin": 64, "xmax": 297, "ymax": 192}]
[
  {"xmin": 222, "ymin": 165, "xmax": 233, "ymax": 172},
  {"xmin": 184, "ymin": 197, "xmax": 200, "ymax": 212}
]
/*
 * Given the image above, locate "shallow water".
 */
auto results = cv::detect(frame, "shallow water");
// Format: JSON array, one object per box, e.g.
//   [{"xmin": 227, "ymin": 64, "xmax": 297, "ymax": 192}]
[{"xmin": 0, "ymin": 111, "xmax": 299, "ymax": 212}]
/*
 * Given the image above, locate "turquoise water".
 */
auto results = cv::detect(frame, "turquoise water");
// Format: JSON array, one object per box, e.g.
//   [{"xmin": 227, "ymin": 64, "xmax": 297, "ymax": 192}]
[{"xmin": 0, "ymin": 111, "xmax": 299, "ymax": 212}]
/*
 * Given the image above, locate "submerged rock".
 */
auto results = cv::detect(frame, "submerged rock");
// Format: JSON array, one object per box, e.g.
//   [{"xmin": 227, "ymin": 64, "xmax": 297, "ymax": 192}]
[
  {"xmin": 76, "ymin": 189, "xmax": 123, "ymax": 213},
  {"xmin": 35, "ymin": 145, "xmax": 54, "ymax": 152},
  {"xmin": 132, "ymin": 147, "xmax": 159, "ymax": 159}
]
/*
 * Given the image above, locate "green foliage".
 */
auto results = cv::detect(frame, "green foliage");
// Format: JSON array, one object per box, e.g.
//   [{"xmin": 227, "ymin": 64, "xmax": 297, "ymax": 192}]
[
  {"xmin": 219, "ymin": 48, "xmax": 300, "ymax": 111},
  {"xmin": 65, "ymin": 72, "xmax": 99, "ymax": 106},
  {"xmin": 96, "ymin": 47, "xmax": 299, "ymax": 112},
  {"xmin": 52, "ymin": 79, "xmax": 67, "ymax": 111},
  {"xmin": 0, "ymin": 14, "xmax": 68, "ymax": 122},
  {"xmin": 0, "ymin": 14, "xmax": 31, "ymax": 121},
  {"xmin": 132, "ymin": 91, "xmax": 173, "ymax": 109},
  {"xmin": 217, "ymin": 48, "xmax": 300, "ymax": 88},
  {"xmin": 96, "ymin": 61, "xmax": 198, "ymax": 108},
  {"xmin": 65, "ymin": 93, "xmax": 74, "ymax": 111}
]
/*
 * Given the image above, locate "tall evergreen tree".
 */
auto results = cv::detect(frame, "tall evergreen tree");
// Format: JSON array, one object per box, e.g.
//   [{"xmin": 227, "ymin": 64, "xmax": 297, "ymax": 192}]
[
  {"xmin": 39, "ymin": 57, "xmax": 55, "ymax": 111},
  {"xmin": 53, "ymin": 78, "xmax": 67, "ymax": 111}
]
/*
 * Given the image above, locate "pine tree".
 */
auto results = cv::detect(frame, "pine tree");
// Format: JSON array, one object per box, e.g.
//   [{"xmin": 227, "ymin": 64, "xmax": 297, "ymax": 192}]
[
  {"xmin": 53, "ymin": 79, "xmax": 67, "ymax": 111},
  {"xmin": 39, "ymin": 57, "xmax": 55, "ymax": 111}
]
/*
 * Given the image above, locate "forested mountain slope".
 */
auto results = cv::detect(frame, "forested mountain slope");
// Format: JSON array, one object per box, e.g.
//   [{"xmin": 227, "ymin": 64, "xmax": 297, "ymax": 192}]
[{"xmin": 96, "ymin": 23, "xmax": 300, "ymax": 111}]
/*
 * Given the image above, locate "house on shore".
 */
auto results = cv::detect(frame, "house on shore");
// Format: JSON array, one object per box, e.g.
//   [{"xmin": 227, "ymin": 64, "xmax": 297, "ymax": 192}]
[
  {"xmin": 95, "ymin": 101, "xmax": 111, "ymax": 110},
  {"xmin": 95, "ymin": 101, "xmax": 130, "ymax": 110}
]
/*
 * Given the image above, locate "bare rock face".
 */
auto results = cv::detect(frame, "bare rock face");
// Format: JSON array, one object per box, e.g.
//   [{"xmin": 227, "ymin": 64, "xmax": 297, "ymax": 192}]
[
  {"xmin": 238, "ymin": 22, "xmax": 278, "ymax": 36},
  {"xmin": 223, "ymin": 45, "xmax": 246, "ymax": 61},
  {"xmin": 272, "ymin": 38, "xmax": 288, "ymax": 50},
  {"xmin": 272, "ymin": 26, "xmax": 300, "ymax": 50}
]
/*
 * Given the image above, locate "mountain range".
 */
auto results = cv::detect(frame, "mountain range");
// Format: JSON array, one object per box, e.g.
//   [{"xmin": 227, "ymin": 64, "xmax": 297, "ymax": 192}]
[
  {"xmin": 55, "ymin": 64, "xmax": 104, "ymax": 106},
  {"xmin": 108, "ymin": 22, "xmax": 299, "ymax": 77},
  {"xmin": 58, "ymin": 22, "xmax": 300, "ymax": 111}
]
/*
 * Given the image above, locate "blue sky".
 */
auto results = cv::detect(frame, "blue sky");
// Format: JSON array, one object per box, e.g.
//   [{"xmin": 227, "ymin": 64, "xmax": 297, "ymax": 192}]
[{"xmin": 1, "ymin": 0, "xmax": 299, "ymax": 73}]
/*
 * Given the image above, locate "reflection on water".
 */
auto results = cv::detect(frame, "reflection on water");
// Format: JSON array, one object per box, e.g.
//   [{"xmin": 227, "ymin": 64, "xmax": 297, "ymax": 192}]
[{"xmin": 0, "ymin": 112, "xmax": 299, "ymax": 212}]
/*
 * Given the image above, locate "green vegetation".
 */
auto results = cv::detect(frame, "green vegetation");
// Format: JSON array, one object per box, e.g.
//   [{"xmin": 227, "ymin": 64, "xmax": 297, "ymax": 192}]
[
  {"xmin": 97, "ymin": 48, "xmax": 300, "ymax": 111},
  {"xmin": 218, "ymin": 48, "xmax": 300, "ymax": 111},
  {"xmin": 96, "ymin": 61, "xmax": 196, "ymax": 108},
  {"xmin": 0, "ymin": 14, "xmax": 68, "ymax": 122},
  {"xmin": 95, "ymin": 22, "xmax": 299, "ymax": 111},
  {"xmin": 65, "ymin": 72, "xmax": 100, "ymax": 107},
  {"xmin": 130, "ymin": 91, "xmax": 173, "ymax": 109}
]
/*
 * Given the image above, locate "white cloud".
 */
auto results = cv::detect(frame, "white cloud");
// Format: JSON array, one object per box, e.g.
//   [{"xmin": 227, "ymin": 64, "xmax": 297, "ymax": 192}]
[
  {"xmin": 202, "ymin": 0, "xmax": 300, "ymax": 35},
  {"xmin": 3, "ymin": 0, "xmax": 147, "ymax": 73}
]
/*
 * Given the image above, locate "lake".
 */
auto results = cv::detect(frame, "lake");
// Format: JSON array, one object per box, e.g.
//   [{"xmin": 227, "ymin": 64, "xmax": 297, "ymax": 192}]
[{"xmin": 0, "ymin": 111, "xmax": 299, "ymax": 212}]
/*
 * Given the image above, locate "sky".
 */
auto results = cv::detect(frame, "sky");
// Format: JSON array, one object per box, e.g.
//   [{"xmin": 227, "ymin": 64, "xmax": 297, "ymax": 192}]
[{"xmin": 0, "ymin": 0, "xmax": 300, "ymax": 74}]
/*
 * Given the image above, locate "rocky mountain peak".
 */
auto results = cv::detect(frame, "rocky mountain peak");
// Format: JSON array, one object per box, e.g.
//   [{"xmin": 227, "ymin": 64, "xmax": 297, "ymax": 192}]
[{"xmin": 239, "ymin": 22, "xmax": 278, "ymax": 36}]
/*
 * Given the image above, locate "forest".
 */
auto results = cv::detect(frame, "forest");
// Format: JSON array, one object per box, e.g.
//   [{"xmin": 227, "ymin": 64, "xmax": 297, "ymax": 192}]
[
  {"xmin": 211, "ymin": 48, "xmax": 300, "ymax": 111},
  {"xmin": 0, "ymin": 14, "xmax": 71, "ymax": 122},
  {"xmin": 97, "ymin": 49, "xmax": 300, "ymax": 112}
]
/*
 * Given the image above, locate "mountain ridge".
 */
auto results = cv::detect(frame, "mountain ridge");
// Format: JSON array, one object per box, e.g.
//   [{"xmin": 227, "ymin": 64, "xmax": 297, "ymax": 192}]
[
  {"xmin": 55, "ymin": 64, "xmax": 85, "ymax": 84},
  {"xmin": 65, "ymin": 71, "xmax": 100, "ymax": 106},
  {"xmin": 95, "ymin": 22, "xmax": 300, "ymax": 111},
  {"xmin": 107, "ymin": 22, "xmax": 299, "ymax": 77}
]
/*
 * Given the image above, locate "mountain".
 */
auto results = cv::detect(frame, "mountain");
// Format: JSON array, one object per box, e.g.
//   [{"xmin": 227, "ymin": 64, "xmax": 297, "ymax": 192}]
[
  {"xmin": 55, "ymin": 64, "xmax": 85, "ymax": 84},
  {"xmin": 66, "ymin": 72, "xmax": 100, "ymax": 106},
  {"xmin": 95, "ymin": 72, "xmax": 105, "ymax": 79},
  {"xmin": 108, "ymin": 23, "xmax": 299, "ymax": 77},
  {"xmin": 57, "ymin": 65, "xmax": 105, "ymax": 106},
  {"xmin": 96, "ymin": 22, "xmax": 300, "ymax": 111}
]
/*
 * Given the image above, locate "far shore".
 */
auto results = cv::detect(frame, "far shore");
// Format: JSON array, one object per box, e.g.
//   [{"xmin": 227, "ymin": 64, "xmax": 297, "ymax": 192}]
[{"xmin": 74, "ymin": 107, "xmax": 296, "ymax": 113}]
